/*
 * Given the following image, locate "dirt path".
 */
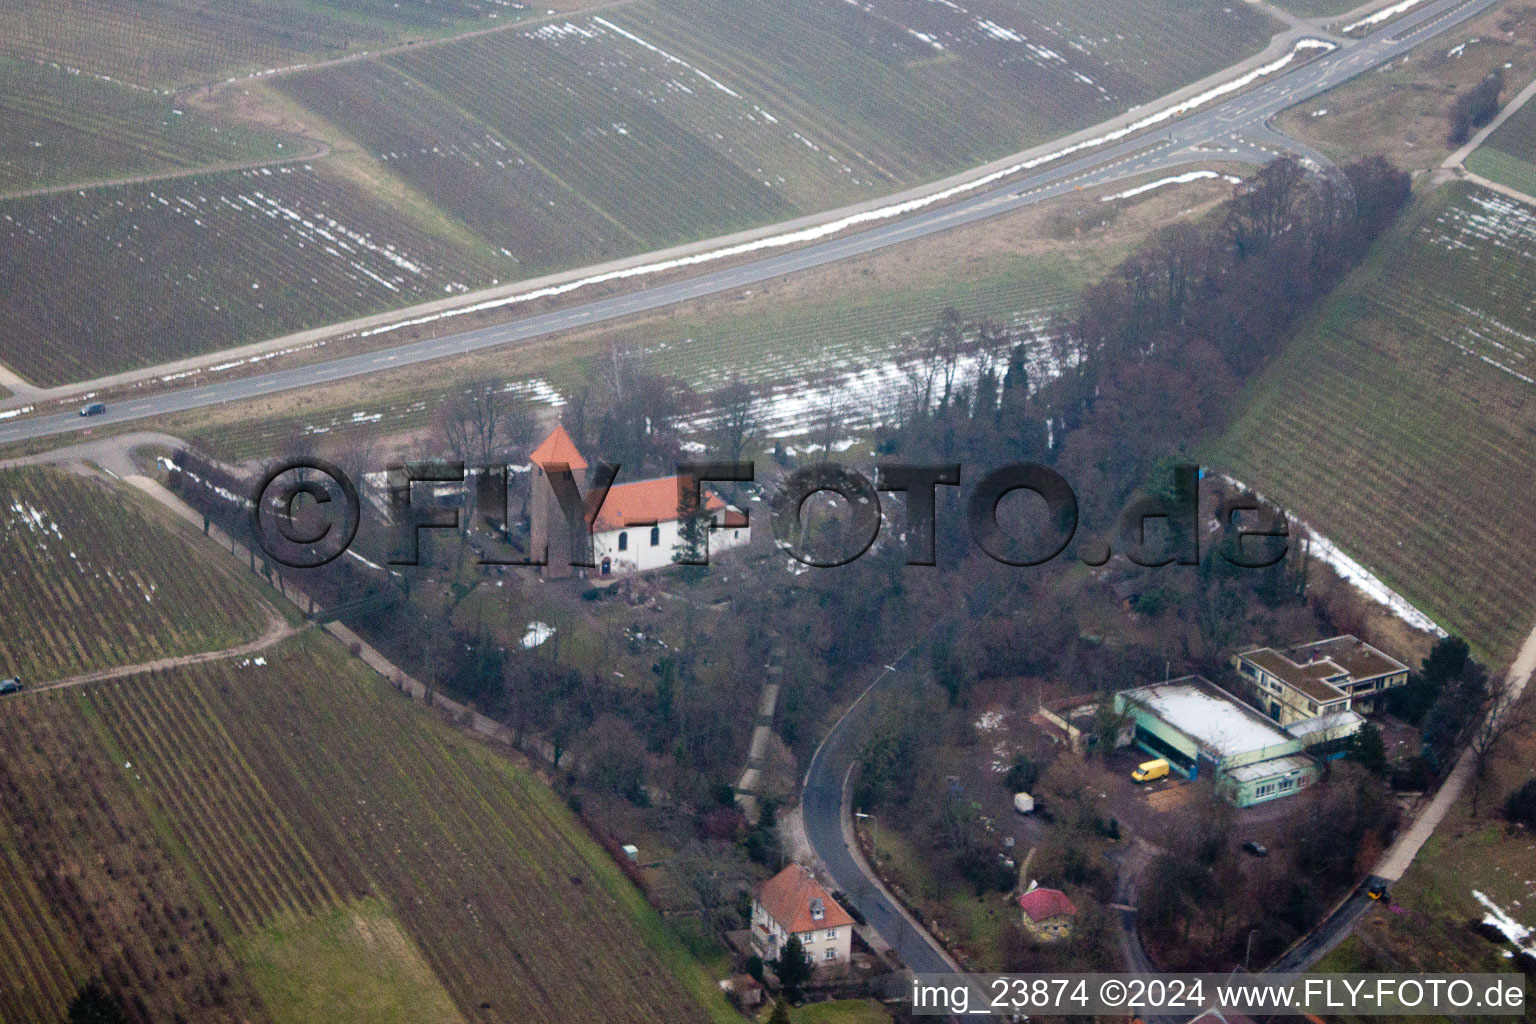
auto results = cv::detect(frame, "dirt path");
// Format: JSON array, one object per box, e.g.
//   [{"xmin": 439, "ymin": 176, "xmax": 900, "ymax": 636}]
[
  {"xmin": 0, "ymin": 143, "xmax": 330, "ymax": 203},
  {"xmin": 28, "ymin": 606, "xmax": 299, "ymax": 694}
]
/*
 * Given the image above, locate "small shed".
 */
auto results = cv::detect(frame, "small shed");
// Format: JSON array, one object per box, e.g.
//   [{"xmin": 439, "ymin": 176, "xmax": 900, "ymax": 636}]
[{"xmin": 1013, "ymin": 792, "xmax": 1035, "ymax": 814}]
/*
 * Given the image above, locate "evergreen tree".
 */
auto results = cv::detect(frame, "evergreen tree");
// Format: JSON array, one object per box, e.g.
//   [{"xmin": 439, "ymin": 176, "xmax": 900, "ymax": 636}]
[
  {"xmin": 776, "ymin": 934, "xmax": 812, "ymax": 1002},
  {"xmin": 1348, "ymin": 722, "xmax": 1388, "ymax": 776},
  {"xmin": 1503, "ymin": 779, "xmax": 1536, "ymax": 829},
  {"xmin": 68, "ymin": 982, "xmax": 128, "ymax": 1024},
  {"xmin": 769, "ymin": 999, "xmax": 793, "ymax": 1024}
]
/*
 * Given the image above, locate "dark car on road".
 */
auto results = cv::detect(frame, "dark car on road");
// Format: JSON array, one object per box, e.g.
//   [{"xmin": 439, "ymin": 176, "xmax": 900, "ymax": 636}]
[
  {"xmin": 1242, "ymin": 840, "xmax": 1268, "ymax": 857},
  {"xmin": 79, "ymin": 402, "xmax": 106, "ymax": 417},
  {"xmin": 0, "ymin": 676, "xmax": 23, "ymax": 696}
]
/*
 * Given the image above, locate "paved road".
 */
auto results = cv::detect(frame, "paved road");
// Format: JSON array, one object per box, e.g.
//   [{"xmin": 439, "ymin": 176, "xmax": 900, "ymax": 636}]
[
  {"xmin": 0, "ymin": 0, "xmax": 1502, "ymax": 450},
  {"xmin": 801, "ymin": 650, "xmax": 962, "ymax": 979}
]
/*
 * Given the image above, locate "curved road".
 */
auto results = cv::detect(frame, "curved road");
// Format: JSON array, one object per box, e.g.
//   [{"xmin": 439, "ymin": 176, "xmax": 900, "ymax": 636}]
[
  {"xmin": 801, "ymin": 650, "xmax": 960, "ymax": 978},
  {"xmin": 0, "ymin": 0, "xmax": 1502, "ymax": 451}
]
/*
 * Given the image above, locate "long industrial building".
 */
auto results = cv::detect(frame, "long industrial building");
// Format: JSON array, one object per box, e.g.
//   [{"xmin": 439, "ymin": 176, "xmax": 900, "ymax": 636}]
[{"xmin": 1114, "ymin": 676, "xmax": 1322, "ymax": 807}]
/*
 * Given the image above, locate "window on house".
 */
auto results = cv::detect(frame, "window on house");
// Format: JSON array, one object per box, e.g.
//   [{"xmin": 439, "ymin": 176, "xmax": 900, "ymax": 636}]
[
  {"xmin": 1279, "ymin": 778, "xmax": 1293, "ymax": 791},
  {"xmin": 650, "ymin": 525, "xmax": 660, "ymax": 546},
  {"xmin": 825, "ymin": 929, "xmax": 837, "ymax": 940},
  {"xmin": 618, "ymin": 532, "xmax": 628, "ymax": 551},
  {"xmin": 824, "ymin": 949, "xmax": 838, "ymax": 960}
]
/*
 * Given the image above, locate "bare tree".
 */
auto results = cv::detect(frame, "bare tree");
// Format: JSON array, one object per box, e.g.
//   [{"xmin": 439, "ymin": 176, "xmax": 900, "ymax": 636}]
[
  {"xmin": 712, "ymin": 375, "xmax": 761, "ymax": 463},
  {"xmin": 810, "ymin": 389, "xmax": 849, "ymax": 456},
  {"xmin": 437, "ymin": 376, "xmax": 515, "ymax": 467},
  {"xmin": 1469, "ymin": 682, "xmax": 1535, "ymax": 816}
]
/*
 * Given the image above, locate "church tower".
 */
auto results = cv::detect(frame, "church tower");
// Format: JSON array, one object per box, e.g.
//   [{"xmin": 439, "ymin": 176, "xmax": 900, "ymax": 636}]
[{"xmin": 528, "ymin": 424, "xmax": 587, "ymax": 578}]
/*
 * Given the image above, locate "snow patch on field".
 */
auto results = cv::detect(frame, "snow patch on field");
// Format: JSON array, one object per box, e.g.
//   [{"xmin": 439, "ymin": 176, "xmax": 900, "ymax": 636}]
[
  {"xmin": 9, "ymin": 500, "xmax": 63, "ymax": 540},
  {"xmin": 1222, "ymin": 475, "xmax": 1446, "ymax": 637},
  {"xmin": 521, "ymin": 621, "xmax": 555, "ymax": 649},
  {"xmin": 1342, "ymin": 0, "xmax": 1429, "ymax": 34},
  {"xmin": 590, "ymin": 16, "xmax": 742, "ymax": 98},
  {"xmin": 1473, "ymin": 890, "xmax": 1536, "ymax": 956},
  {"xmin": 1100, "ymin": 169, "xmax": 1239, "ymax": 201},
  {"xmin": 1423, "ymin": 191, "xmax": 1536, "ymax": 385}
]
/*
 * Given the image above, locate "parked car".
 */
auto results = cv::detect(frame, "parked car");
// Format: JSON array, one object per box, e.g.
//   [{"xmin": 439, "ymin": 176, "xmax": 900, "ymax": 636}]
[
  {"xmin": 0, "ymin": 676, "xmax": 23, "ymax": 696},
  {"xmin": 1241, "ymin": 840, "xmax": 1269, "ymax": 857},
  {"xmin": 79, "ymin": 402, "xmax": 106, "ymax": 417},
  {"xmin": 1131, "ymin": 758, "xmax": 1170, "ymax": 784},
  {"xmin": 1366, "ymin": 880, "xmax": 1390, "ymax": 901}
]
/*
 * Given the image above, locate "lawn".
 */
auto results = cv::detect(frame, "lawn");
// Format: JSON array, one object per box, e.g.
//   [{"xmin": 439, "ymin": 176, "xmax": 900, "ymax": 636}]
[
  {"xmin": 1210, "ymin": 182, "xmax": 1536, "ymax": 665},
  {"xmin": 0, "ymin": 630, "xmax": 733, "ymax": 1023},
  {"xmin": 234, "ymin": 900, "xmax": 466, "ymax": 1024},
  {"xmin": 1466, "ymin": 93, "xmax": 1536, "ymax": 199},
  {"xmin": 1264, "ymin": 0, "xmax": 1364, "ymax": 17},
  {"xmin": 765, "ymin": 999, "xmax": 894, "ymax": 1024},
  {"xmin": 0, "ymin": 465, "xmax": 273, "ymax": 682}
]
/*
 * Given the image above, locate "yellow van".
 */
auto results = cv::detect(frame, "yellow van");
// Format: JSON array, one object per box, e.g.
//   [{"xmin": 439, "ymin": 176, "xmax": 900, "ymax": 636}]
[{"xmin": 1131, "ymin": 758, "xmax": 1169, "ymax": 784}]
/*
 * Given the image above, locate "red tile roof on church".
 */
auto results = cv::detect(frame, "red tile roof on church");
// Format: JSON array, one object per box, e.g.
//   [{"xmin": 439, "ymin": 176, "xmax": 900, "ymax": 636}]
[
  {"xmin": 756, "ymin": 864, "xmax": 854, "ymax": 935},
  {"xmin": 529, "ymin": 425, "xmax": 587, "ymax": 471},
  {"xmin": 1018, "ymin": 886, "xmax": 1077, "ymax": 923},
  {"xmin": 592, "ymin": 476, "xmax": 727, "ymax": 532}
]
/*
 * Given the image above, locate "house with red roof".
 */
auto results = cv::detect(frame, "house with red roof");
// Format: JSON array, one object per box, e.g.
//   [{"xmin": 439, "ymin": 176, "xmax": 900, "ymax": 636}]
[
  {"xmin": 527, "ymin": 425, "xmax": 749, "ymax": 577},
  {"xmin": 1017, "ymin": 883, "xmax": 1077, "ymax": 943},
  {"xmin": 750, "ymin": 864, "xmax": 854, "ymax": 968}
]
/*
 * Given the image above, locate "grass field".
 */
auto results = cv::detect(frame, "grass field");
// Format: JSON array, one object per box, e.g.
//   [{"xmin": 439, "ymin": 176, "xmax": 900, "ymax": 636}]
[
  {"xmin": 1315, "ymin": 720, "xmax": 1536, "ymax": 995},
  {"xmin": 0, "ymin": 162, "xmax": 507, "ymax": 385},
  {"xmin": 186, "ymin": 253, "xmax": 1083, "ymax": 461},
  {"xmin": 1466, "ymin": 91, "xmax": 1536, "ymax": 199},
  {"xmin": 0, "ymin": 631, "xmax": 730, "ymax": 1024},
  {"xmin": 0, "ymin": 465, "xmax": 272, "ymax": 683},
  {"xmin": 1265, "ymin": 0, "xmax": 1363, "ymax": 17},
  {"xmin": 0, "ymin": 57, "xmax": 294, "ymax": 193},
  {"xmin": 234, "ymin": 900, "xmax": 466, "ymax": 1024},
  {"xmin": 0, "ymin": 0, "xmax": 511, "ymax": 89},
  {"xmin": 1211, "ymin": 183, "xmax": 1536, "ymax": 664},
  {"xmin": 768, "ymin": 1000, "xmax": 895, "ymax": 1024}
]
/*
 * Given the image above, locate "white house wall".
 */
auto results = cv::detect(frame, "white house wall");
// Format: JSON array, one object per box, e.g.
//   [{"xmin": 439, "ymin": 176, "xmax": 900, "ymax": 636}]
[{"xmin": 592, "ymin": 514, "xmax": 750, "ymax": 575}]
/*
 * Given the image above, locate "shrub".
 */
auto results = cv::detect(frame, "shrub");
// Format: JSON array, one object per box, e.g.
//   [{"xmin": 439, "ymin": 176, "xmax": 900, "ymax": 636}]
[{"xmin": 1503, "ymin": 779, "xmax": 1536, "ymax": 829}]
